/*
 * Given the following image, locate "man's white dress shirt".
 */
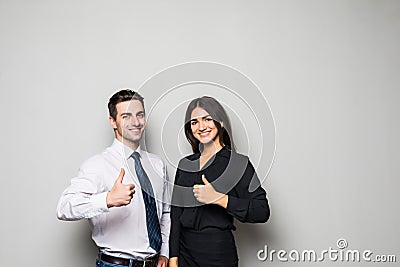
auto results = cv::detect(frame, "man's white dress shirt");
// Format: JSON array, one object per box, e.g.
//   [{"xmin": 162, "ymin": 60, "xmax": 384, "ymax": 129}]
[{"xmin": 57, "ymin": 139, "xmax": 170, "ymax": 259}]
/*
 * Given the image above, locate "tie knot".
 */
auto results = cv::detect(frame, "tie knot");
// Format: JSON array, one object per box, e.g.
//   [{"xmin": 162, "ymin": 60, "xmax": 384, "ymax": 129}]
[{"xmin": 131, "ymin": 151, "xmax": 141, "ymax": 161}]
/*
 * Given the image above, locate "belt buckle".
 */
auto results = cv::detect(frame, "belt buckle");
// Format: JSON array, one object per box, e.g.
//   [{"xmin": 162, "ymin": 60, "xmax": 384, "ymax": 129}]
[{"xmin": 142, "ymin": 253, "xmax": 157, "ymax": 267}]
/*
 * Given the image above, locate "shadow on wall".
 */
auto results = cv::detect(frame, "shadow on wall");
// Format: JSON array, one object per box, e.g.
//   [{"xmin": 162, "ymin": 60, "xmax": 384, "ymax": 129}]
[
  {"xmin": 58, "ymin": 220, "xmax": 98, "ymax": 267},
  {"xmin": 235, "ymin": 221, "xmax": 276, "ymax": 263}
]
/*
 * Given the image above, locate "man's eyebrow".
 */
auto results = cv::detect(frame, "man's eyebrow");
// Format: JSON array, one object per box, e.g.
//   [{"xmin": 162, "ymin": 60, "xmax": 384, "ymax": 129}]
[{"xmin": 120, "ymin": 112, "xmax": 132, "ymax": 116}]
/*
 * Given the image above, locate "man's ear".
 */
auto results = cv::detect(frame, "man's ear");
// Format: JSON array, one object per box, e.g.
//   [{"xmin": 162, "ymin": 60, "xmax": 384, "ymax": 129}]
[{"xmin": 109, "ymin": 116, "xmax": 117, "ymax": 130}]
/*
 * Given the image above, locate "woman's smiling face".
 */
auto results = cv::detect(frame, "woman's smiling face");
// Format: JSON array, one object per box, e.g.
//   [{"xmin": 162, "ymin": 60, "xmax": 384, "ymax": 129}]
[{"xmin": 190, "ymin": 107, "xmax": 220, "ymax": 145}]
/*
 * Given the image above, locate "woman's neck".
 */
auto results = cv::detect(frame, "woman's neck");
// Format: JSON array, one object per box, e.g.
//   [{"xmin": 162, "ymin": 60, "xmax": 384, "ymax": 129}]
[{"xmin": 201, "ymin": 141, "xmax": 223, "ymax": 157}]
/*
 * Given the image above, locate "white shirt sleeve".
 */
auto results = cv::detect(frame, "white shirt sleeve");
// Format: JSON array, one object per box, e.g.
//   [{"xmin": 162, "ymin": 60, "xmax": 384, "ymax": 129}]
[
  {"xmin": 159, "ymin": 162, "xmax": 171, "ymax": 258},
  {"xmin": 56, "ymin": 157, "xmax": 109, "ymax": 221}
]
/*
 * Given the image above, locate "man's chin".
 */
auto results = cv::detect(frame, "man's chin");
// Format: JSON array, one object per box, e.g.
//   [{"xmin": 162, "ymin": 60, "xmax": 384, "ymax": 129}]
[{"xmin": 122, "ymin": 135, "xmax": 142, "ymax": 144}]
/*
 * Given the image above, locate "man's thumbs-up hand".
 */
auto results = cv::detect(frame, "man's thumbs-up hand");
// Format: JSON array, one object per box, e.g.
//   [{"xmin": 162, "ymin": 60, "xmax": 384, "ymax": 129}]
[{"xmin": 106, "ymin": 168, "xmax": 135, "ymax": 208}]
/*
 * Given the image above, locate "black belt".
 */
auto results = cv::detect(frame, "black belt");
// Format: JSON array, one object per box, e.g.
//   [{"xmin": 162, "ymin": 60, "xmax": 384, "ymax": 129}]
[{"xmin": 99, "ymin": 253, "xmax": 158, "ymax": 267}]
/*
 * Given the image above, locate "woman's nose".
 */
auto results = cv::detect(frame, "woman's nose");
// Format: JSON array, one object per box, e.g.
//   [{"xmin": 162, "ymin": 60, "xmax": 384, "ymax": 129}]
[{"xmin": 199, "ymin": 120, "xmax": 206, "ymax": 130}]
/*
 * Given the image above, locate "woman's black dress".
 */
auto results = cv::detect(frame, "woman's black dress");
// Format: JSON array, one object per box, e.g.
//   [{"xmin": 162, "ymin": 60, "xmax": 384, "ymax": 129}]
[{"xmin": 169, "ymin": 147, "xmax": 270, "ymax": 267}]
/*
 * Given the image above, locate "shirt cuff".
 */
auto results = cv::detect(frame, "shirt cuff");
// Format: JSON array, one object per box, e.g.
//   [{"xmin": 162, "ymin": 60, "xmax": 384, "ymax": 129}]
[
  {"xmin": 226, "ymin": 195, "xmax": 250, "ymax": 219},
  {"xmin": 160, "ymin": 243, "xmax": 169, "ymax": 259},
  {"xmin": 91, "ymin": 191, "xmax": 109, "ymax": 214}
]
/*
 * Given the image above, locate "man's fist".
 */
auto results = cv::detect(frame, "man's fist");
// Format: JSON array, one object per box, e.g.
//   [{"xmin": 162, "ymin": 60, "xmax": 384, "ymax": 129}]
[{"xmin": 106, "ymin": 168, "xmax": 135, "ymax": 208}]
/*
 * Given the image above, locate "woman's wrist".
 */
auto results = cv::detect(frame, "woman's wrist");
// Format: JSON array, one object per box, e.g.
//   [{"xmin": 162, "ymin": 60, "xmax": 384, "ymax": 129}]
[
  {"xmin": 169, "ymin": 257, "xmax": 178, "ymax": 263},
  {"xmin": 215, "ymin": 193, "xmax": 228, "ymax": 208},
  {"xmin": 169, "ymin": 256, "xmax": 178, "ymax": 267}
]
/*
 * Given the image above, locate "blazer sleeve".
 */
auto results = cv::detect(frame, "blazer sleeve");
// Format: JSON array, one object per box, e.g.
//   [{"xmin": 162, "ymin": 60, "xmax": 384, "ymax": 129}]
[
  {"xmin": 226, "ymin": 159, "xmax": 270, "ymax": 223},
  {"xmin": 169, "ymin": 167, "xmax": 184, "ymax": 258}
]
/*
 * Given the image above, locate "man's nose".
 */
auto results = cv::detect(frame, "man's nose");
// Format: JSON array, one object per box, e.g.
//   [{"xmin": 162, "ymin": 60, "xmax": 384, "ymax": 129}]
[{"xmin": 130, "ymin": 116, "xmax": 140, "ymax": 126}]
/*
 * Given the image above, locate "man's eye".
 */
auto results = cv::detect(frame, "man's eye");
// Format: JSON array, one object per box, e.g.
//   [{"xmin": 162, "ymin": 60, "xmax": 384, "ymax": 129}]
[
  {"xmin": 137, "ymin": 113, "xmax": 144, "ymax": 118},
  {"xmin": 206, "ymin": 118, "xmax": 212, "ymax": 121}
]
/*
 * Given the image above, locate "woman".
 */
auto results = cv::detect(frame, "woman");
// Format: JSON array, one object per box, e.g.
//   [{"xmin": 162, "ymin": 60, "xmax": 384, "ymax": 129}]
[{"xmin": 169, "ymin": 96, "xmax": 270, "ymax": 267}]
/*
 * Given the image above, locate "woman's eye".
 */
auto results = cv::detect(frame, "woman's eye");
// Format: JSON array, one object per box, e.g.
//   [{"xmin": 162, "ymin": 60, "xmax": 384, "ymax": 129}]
[{"xmin": 191, "ymin": 121, "xmax": 197, "ymax": 125}]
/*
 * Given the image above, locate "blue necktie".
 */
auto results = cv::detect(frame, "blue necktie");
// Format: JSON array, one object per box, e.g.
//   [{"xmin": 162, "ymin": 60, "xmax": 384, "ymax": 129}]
[{"xmin": 131, "ymin": 152, "xmax": 162, "ymax": 252}]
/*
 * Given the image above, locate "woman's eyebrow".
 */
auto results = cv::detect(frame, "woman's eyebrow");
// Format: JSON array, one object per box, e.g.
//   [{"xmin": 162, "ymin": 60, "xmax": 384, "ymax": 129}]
[{"xmin": 191, "ymin": 115, "xmax": 212, "ymax": 121}]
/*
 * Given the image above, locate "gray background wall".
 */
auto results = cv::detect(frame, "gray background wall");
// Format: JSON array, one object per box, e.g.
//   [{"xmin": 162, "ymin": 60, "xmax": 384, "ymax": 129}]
[{"xmin": 1, "ymin": 0, "xmax": 399, "ymax": 266}]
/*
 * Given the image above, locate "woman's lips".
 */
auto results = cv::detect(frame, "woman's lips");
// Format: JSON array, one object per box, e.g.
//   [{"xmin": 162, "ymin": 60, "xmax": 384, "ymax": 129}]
[{"xmin": 198, "ymin": 131, "xmax": 211, "ymax": 137}]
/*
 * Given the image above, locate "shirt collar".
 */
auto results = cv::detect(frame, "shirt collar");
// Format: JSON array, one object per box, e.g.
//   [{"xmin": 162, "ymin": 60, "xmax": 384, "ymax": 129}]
[
  {"xmin": 111, "ymin": 138, "xmax": 144, "ymax": 160},
  {"xmin": 189, "ymin": 146, "xmax": 230, "ymax": 160}
]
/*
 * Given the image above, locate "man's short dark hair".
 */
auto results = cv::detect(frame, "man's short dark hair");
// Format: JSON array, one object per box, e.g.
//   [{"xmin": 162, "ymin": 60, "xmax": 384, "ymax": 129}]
[{"xmin": 108, "ymin": 89, "xmax": 144, "ymax": 120}]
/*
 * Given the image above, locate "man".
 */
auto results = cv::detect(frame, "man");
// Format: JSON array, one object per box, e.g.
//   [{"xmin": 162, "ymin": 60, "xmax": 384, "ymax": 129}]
[{"xmin": 57, "ymin": 89, "xmax": 170, "ymax": 267}]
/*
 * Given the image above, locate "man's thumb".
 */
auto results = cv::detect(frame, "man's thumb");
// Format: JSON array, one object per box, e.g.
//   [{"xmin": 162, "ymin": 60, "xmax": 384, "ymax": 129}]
[{"xmin": 116, "ymin": 168, "xmax": 125, "ymax": 183}]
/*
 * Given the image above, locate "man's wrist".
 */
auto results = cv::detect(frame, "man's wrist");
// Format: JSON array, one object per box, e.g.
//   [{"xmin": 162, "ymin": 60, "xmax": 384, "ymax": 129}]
[{"xmin": 106, "ymin": 191, "xmax": 113, "ymax": 208}]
